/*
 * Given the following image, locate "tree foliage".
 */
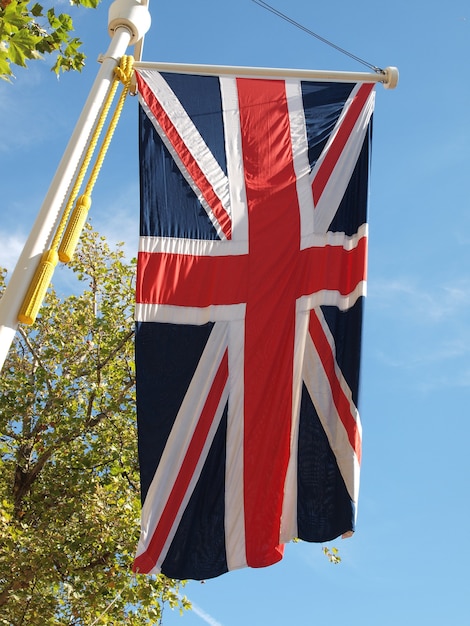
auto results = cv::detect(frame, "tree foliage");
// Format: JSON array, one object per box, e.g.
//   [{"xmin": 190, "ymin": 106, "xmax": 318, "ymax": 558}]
[
  {"xmin": 322, "ymin": 545, "xmax": 341, "ymax": 565},
  {"xmin": 0, "ymin": 0, "xmax": 100, "ymax": 80},
  {"xmin": 0, "ymin": 224, "xmax": 190, "ymax": 624}
]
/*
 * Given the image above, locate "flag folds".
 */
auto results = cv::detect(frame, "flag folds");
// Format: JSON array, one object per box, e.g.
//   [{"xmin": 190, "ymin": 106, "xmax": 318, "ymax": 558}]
[{"xmin": 133, "ymin": 67, "xmax": 374, "ymax": 580}]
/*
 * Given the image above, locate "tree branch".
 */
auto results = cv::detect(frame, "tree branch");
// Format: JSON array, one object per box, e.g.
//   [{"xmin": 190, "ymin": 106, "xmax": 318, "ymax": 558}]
[
  {"xmin": 17, "ymin": 327, "xmax": 53, "ymax": 397},
  {"xmin": 75, "ymin": 328, "xmax": 134, "ymax": 379}
]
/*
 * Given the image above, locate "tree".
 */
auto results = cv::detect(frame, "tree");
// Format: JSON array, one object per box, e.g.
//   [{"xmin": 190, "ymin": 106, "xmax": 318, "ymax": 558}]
[
  {"xmin": 0, "ymin": 0, "xmax": 100, "ymax": 81},
  {"xmin": 0, "ymin": 224, "xmax": 190, "ymax": 624}
]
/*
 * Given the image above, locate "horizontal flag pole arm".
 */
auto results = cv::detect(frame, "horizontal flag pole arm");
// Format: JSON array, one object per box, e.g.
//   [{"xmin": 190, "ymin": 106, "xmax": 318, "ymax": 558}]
[{"xmin": 134, "ymin": 61, "xmax": 399, "ymax": 89}]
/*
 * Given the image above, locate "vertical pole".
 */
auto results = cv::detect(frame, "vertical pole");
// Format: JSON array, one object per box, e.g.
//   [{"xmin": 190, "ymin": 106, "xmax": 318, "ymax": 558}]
[{"xmin": 0, "ymin": 1, "xmax": 151, "ymax": 372}]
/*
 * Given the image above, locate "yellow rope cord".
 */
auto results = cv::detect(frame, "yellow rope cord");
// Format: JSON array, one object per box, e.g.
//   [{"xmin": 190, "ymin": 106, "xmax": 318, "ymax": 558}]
[
  {"xmin": 59, "ymin": 55, "xmax": 135, "ymax": 263},
  {"xmin": 18, "ymin": 55, "xmax": 135, "ymax": 326}
]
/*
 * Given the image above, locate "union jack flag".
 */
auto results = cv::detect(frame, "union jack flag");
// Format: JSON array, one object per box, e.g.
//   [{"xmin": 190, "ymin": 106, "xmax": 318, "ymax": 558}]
[{"xmin": 133, "ymin": 68, "xmax": 374, "ymax": 580}]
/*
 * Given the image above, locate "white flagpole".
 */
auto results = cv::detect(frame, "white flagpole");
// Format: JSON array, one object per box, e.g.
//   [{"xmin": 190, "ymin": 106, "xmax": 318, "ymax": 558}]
[
  {"xmin": 0, "ymin": 0, "xmax": 150, "ymax": 372},
  {"xmin": 134, "ymin": 61, "xmax": 399, "ymax": 88}
]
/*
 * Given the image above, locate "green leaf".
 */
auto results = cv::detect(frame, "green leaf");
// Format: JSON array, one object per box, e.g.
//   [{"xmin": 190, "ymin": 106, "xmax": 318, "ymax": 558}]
[
  {"xmin": 30, "ymin": 3, "xmax": 43, "ymax": 17},
  {"xmin": 0, "ymin": 48, "xmax": 13, "ymax": 79},
  {"xmin": 2, "ymin": 1, "xmax": 30, "ymax": 29},
  {"xmin": 75, "ymin": 0, "xmax": 100, "ymax": 8},
  {"xmin": 7, "ymin": 29, "xmax": 40, "ymax": 66},
  {"xmin": 57, "ymin": 12, "xmax": 73, "ymax": 32},
  {"xmin": 46, "ymin": 7, "xmax": 60, "ymax": 30}
]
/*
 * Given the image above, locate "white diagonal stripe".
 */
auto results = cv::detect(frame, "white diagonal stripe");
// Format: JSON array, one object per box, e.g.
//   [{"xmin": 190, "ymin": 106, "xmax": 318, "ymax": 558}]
[{"xmin": 310, "ymin": 84, "xmax": 375, "ymax": 235}]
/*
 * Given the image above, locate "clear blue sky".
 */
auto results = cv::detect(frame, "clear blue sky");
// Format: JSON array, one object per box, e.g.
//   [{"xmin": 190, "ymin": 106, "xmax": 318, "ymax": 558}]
[{"xmin": 2, "ymin": 1, "xmax": 470, "ymax": 624}]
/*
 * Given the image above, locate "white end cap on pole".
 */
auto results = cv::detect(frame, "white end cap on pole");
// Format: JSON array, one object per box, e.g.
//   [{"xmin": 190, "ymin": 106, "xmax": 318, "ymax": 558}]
[
  {"xmin": 382, "ymin": 66, "xmax": 399, "ymax": 89},
  {"xmin": 108, "ymin": 0, "xmax": 152, "ymax": 46}
]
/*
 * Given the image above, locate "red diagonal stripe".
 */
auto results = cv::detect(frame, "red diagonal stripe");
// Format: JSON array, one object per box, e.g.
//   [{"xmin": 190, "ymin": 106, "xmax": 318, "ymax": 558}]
[
  {"xmin": 133, "ymin": 350, "xmax": 229, "ymax": 574},
  {"xmin": 309, "ymin": 309, "xmax": 362, "ymax": 463}
]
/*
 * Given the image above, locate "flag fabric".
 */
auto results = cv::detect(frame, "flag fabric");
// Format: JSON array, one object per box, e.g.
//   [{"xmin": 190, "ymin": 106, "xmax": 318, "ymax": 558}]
[{"xmin": 133, "ymin": 67, "xmax": 374, "ymax": 581}]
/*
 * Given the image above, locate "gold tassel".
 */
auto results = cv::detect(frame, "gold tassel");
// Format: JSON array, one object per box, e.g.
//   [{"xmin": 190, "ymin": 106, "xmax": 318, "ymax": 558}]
[
  {"xmin": 17, "ymin": 56, "xmax": 134, "ymax": 326},
  {"xmin": 18, "ymin": 249, "xmax": 59, "ymax": 325},
  {"xmin": 58, "ymin": 194, "xmax": 92, "ymax": 263}
]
